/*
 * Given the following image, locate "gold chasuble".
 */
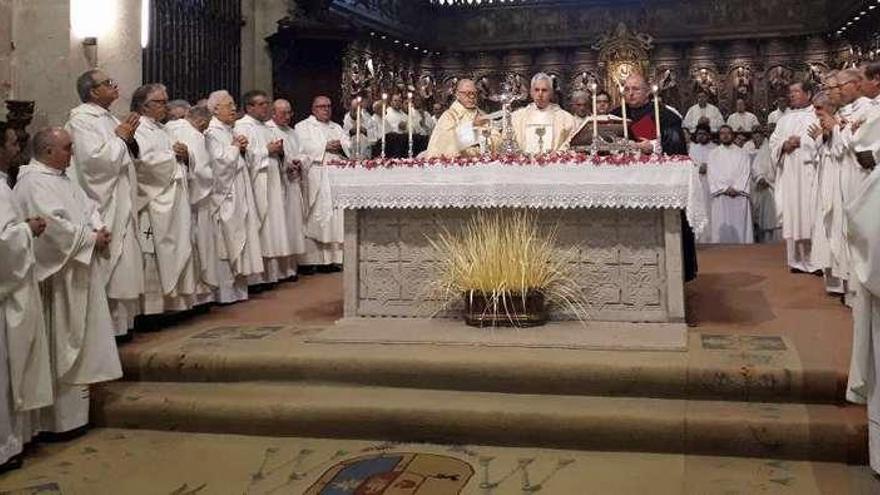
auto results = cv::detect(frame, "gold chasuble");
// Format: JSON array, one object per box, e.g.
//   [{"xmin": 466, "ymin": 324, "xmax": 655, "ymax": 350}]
[
  {"xmin": 511, "ymin": 103, "xmax": 577, "ymax": 154},
  {"xmin": 424, "ymin": 101, "xmax": 483, "ymax": 158}
]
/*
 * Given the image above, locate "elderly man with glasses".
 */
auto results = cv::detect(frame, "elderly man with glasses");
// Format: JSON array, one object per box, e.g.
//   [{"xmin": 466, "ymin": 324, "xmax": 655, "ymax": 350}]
[
  {"xmin": 424, "ymin": 79, "xmax": 492, "ymax": 158},
  {"xmin": 64, "ymin": 69, "xmax": 144, "ymax": 339}
]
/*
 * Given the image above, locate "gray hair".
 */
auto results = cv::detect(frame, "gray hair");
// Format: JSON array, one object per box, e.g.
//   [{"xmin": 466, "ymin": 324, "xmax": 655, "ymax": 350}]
[
  {"xmin": 530, "ymin": 72, "xmax": 554, "ymax": 91},
  {"xmin": 570, "ymin": 90, "xmax": 589, "ymax": 102},
  {"xmin": 839, "ymin": 68, "xmax": 864, "ymax": 83},
  {"xmin": 130, "ymin": 83, "xmax": 167, "ymax": 113},
  {"xmin": 812, "ymin": 91, "xmax": 838, "ymax": 112},
  {"xmin": 32, "ymin": 127, "xmax": 66, "ymax": 160},
  {"xmin": 168, "ymin": 99, "xmax": 191, "ymax": 112},
  {"xmin": 76, "ymin": 69, "xmax": 103, "ymax": 103},
  {"xmin": 206, "ymin": 90, "xmax": 233, "ymax": 114},
  {"xmin": 187, "ymin": 105, "xmax": 212, "ymax": 122}
]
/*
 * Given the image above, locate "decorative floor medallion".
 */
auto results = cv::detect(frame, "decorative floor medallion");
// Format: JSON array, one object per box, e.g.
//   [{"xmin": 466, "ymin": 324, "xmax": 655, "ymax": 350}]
[{"xmin": 305, "ymin": 453, "xmax": 473, "ymax": 494}]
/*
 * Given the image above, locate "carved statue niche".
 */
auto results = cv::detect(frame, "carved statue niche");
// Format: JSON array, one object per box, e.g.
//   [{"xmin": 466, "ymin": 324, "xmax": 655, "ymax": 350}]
[
  {"xmin": 691, "ymin": 67, "xmax": 719, "ymax": 103},
  {"xmin": 417, "ymin": 73, "xmax": 435, "ymax": 102},
  {"xmin": 592, "ymin": 23, "xmax": 653, "ymax": 104},
  {"xmin": 766, "ymin": 65, "xmax": 794, "ymax": 99},
  {"xmin": 440, "ymin": 75, "xmax": 461, "ymax": 106},
  {"xmin": 807, "ymin": 62, "xmax": 828, "ymax": 85},
  {"xmin": 654, "ymin": 66, "xmax": 680, "ymax": 108},
  {"xmin": 570, "ymin": 70, "xmax": 600, "ymax": 95},
  {"xmin": 723, "ymin": 65, "xmax": 753, "ymax": 110}
]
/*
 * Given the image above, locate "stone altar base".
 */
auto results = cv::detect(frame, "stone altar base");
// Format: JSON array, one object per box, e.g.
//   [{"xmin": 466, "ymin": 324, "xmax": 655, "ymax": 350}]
[{"xmin": 308, "ymin": 318, "xmax": 687, "ymax": 351}]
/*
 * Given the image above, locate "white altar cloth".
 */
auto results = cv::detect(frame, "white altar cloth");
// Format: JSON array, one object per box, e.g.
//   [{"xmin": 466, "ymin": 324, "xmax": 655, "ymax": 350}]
[{"xmin": 329, "ymin": 158, "xmax": 707, "ymax": 236}]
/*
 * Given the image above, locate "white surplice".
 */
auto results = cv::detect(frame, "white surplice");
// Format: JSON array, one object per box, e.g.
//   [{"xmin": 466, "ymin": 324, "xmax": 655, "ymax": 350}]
[
  {"xmin": 769, "ymin": 106, "xmax": 820, "ymax": 272},
  {"xmin": 688, "ymin": 142, "xmax": 716, "ymax": 243},
  {"xmin": 133, "ymin": 116, "xmax": 196, "ymax": 314},
  {"xmin": 384, "ymin": 107, "xmax": 409, "ymax": 135},
  {"xmin": 13, "ymin": 160, "xmax": 122, "ymax": 433},
  {"xmin": 726, "ymin": 112, "xmax": 761, "ymax": 133},
  {"xmin": 65, "ymin": 103, "xmax": 143, "ymax": 336},
  {"xmin": 767, "ymin": 108, "xmax": 787, "ymax": 127},
  {"xmin": 267, "ymin": 120, "xmax": 307, "ymax": 272},
  {"xmin": 707, "ymin": 145, "xmax": 754, "ymax": 244},
  {"xmin": 204, "ymin": 118, "xmax": 263, "ymax": 302},
  {"xmin": 749, "ymin": 141, "xmax": 781, "ymax": 243},
  {"xmin": 845, "ymin": 150, "xmax": 880, "ymax": 474},
  {"xmin": 0, "ymin": 172, "xmax": 52, "ymax": 462},
  {"xmin": 683, "ymin": 103, "xmax": 724, "ymax": 132},
  {"xmin": 293, "ymin": 115, "xmax": 351, "ymax": 266},
  {"xmin": 165, "ymin": 119, "xmax": 218, "ymax": 305},
  {"xmin": 343, "ymin": 109, "xmax": 379, "ymax": 159},
  {"xmin": 234, "ymin": 115, "xmax": 294, "ymax": 283}
]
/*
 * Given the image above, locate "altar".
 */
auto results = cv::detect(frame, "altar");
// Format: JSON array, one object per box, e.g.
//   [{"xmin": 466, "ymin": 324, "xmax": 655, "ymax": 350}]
[{"xmin": 329, "ymin": 154, "xmax": 707, "ymax": 324}]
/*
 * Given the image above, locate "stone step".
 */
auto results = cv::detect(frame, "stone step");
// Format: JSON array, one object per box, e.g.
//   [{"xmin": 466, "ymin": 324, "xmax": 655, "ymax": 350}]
[
  {"xmin": 93, "ymin": 381, "xmax": 867, "ymax": 463},
  {"xmin": 119, "ymin": 326, "xmax": 845, "ymax": 404}
]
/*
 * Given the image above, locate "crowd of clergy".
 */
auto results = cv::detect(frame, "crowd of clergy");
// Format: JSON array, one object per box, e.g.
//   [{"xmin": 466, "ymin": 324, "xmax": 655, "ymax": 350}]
[{"xmin": 1, "ymin": 62, "xmax": 880, "ymax": 473}]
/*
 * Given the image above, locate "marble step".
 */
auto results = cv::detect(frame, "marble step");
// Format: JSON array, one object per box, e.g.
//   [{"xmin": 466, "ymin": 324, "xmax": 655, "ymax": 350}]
[
  {"xmin": 93, "ymin": 381, "xmax": 867, "ymax": 463},
  {"xmin": 119, "ymin": 326, "xmax": 844, "ymax": 404}
]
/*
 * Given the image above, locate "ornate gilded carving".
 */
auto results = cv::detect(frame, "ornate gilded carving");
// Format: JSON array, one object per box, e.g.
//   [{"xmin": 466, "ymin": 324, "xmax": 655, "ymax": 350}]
[{"xmin": 593, "ymin": 23, "xmax": 653, "ymax": 100}]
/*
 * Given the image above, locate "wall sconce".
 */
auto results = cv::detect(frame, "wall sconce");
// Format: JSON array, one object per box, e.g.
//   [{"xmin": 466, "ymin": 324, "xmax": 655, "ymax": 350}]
[{"xmin": 70, "ymin": 0, "xmax": 116, "ymax": 67}]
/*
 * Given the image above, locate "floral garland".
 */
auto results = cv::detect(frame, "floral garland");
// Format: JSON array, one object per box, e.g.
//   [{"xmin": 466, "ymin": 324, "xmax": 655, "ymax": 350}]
[{"xmin": 328, "ymin": 152, "xmax": 691, "ymax": 170}]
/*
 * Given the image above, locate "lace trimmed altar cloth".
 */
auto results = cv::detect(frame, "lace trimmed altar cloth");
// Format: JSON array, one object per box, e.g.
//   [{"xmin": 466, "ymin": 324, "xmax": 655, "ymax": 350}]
[{"xmin": 328, "ymin": 156, "xmax": 707, "ymax": 237}]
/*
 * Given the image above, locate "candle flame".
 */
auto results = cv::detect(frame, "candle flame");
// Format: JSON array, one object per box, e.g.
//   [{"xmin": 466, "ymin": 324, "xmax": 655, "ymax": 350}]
[
  {"xmin": 652, "ymin": 84, "xmax": 659, "ymax": 92},
  {"xmin": 382, "ymin": 93, "xmax": 388, "ymax": 100}
]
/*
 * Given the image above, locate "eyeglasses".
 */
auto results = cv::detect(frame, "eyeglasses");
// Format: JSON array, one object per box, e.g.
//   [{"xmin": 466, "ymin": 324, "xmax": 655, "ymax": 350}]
[
  {"xmin": 146, "ymin": 99, "xmax": 168, "ymax": 106},
  {"xmin": 457, "ymin": 91, "xmax": 478, "ymax": 98},
  {"xmin": 95, "ymin": 78, "xmax": 117, "ymax": 89},
  {"xmin": 313, "ymin": 104, "xmax": 332, "ymax": 109}
]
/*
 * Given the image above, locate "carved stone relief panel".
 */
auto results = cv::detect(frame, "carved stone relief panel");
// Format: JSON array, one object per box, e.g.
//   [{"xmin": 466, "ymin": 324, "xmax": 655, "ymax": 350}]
[{"xmin": 354, "ymin": 208, "xmax": 669, "ymax": 322}]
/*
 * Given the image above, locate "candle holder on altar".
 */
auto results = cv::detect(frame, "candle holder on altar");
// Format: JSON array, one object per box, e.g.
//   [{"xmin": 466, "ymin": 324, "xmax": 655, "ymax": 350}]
[{"xmin": 488, "ymin": 82, "xmax": 525, "ymax": 155}]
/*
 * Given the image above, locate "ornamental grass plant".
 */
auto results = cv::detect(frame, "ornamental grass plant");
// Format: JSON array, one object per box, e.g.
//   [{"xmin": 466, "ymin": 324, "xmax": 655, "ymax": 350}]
[{"xmin": 426, "ymin": 209, "xmax": 590, "ymax": 327}]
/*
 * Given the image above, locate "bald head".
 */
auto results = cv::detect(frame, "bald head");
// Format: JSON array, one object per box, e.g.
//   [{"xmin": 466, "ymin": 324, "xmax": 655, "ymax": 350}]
[
  {"xmin": 455, "ymin": 79, "xmax": 478, "ymax": 110},
  {"xmin": 272, "ymin": 98, "xmax": 293, "ymax": 127},
  {"xmin": 32, "ymin": 127, "xmax": 73, "ymax": 170}
]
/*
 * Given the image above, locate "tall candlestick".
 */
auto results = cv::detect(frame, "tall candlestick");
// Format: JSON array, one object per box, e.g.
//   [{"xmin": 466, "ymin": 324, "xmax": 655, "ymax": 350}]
[
  {"xmin": 619, "ymin": 84, "xmax": 628, "ymax": 141},
  {"xmin": 381, "ymin": 93, "xmax": 387, "ymax": 158},
  {"xmin": 652, "ymin": 84, "xmax": 661, "ymax": 150},
  {"xmin": 590, "ymin": 83, "xmax": 598, "ymax": 143},
  {"xmin": 355, "ymin": 96, "xmax": 362, "ymax": 160},
  {"xmin": 407, "ymin": 91, "xmax": 414, "ymax": 158}
]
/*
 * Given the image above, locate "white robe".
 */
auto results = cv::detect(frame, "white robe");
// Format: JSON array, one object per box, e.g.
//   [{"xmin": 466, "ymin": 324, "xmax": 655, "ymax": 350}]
[
  {"xmin": 0, "ymin": 172, "xmax": 52, "ymax": 462},
  {"xmin": 769, "ymin": 106, "xmax": 820, "ymax": 271},
  {"xmin": 749, "ymin": 142, "xmax": 781, "ymax": 243},
  {"xmin": 707, "ymin": 145, "xmax": 754, "ymax": 244},
  {"xmin": 204, "ymin": 117, "xmax": 263, "ymax": 301},
  {"xmin": 65, "ymin": 102, "xmax": 142, "ymax": 336},
  {"xmin": 688, "ymin": 142, "xmax": 716, "ymax": 243},
  {"xmin": 13, "ymin": 160, "xmax": 122, "ymax": 433},
  {"xmin": 234, "ymin": 115, "xmax": 293, "ymax": 283},
  {"xmin": 767, "ymin": 108, "xmax": 787, "ymax": 127},
  {"xmin": 845, "ymin": 158, "xmax": 880, "ymax": 474},
  {"xmin": 384, "ymin": 107, "xmax": 410, "ymax": 134},
  {"xmin": 726, "ymin": 112, "xmax": 761, "ymax": 133},
  {"xmin": 683, "ymin": 103, "xmax": 724, "ymax": 133},
  {"xmin": 293, "ymin": 115, "xmax": 351, "ymax": 266},
  {"xmin": 267, "ymin": 120, "xmax": 307, "ymax": 266},
  {"xmin": 343, "ymin": 109, "xmax": 379, "ymax": 159},
  {"xmin": 133, "ymin": 116, "xmax": 196, "ymax": 314},
  {"xmin": 165, "ymin": 119, "xmax": 219, "ymax": 305}
]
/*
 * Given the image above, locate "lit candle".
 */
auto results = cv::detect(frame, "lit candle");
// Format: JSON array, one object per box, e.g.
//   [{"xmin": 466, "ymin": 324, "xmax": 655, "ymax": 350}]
[
  {"xmin": 381, "ymin": 93, "xmax": 387, "ymax": 158},
  {"xmin": 355, "ymin": 96, "xmax": 362, "ymax": 160},
  {"xmin": 619, "ymin": 84, "xmax": 628, "ymax": 141},
  {"xmin": 590, "ymin": 83, "xmax": 598, "ymax": 142},
  {"xmin": 407, "ymin": 91, "xmax": 414, "ymax": 158},
  {"xmin": 652, "ymin": 84, "xmax": 661, "ymax": 149}
]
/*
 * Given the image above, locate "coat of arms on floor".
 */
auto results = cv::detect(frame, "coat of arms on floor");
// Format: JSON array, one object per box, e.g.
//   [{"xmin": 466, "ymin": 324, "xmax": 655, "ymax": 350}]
[{"xmin": 305, "ymin": 453, "xmax": 473, "ymax": 494}]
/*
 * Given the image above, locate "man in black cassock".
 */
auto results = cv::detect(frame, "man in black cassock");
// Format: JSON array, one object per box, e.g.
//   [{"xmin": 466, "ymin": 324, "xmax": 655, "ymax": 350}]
[{"xmin": 611, "ymin": 74, "xmax": 697, "ymax": 282}]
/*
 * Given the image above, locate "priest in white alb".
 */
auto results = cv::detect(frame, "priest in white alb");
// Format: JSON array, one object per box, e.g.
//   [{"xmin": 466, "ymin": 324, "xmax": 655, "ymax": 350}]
[
  {"xmin": 845, "ymin": 110, "xmax": 880, "ymax": 475},
  {"xmin": 683, "ymin": 90, "xmax": 724, "ymax": 133},
  {"xmin": 424, "ymin": 79, "xmax": 490, "ymax": 158},
  {"xmin": 769, "ymin": 81, "xmax": 821, "ymax": 273},
  {"xmin": 205, "ymin": 90, "xmax": 264, "ymax": 302},
  {"xmin": 511, "ymin": 73, "xmax": 577, "ymax": 154},
  {"xmin": 234, "ymin": 90, "xmax": 294, "ymax": 283},
  {"xmin": 13, "ymin": 128, "xmax": 122, "ymax": 434},
  {"xmin": 707, "ymin": 126, "xmax": 754, "ymax": 244},
  {"xmin": 343, "ymin": 96, "xmax": 378, "ymax": 160},
  {"xmin": 688, "ymin": 125, "xmax": 716, "ymax": 243},
  {"xmin": 0, "ymin": 122, "xmax": 52, "ymax": 468},
  {"xmin": 131, "ymin": 84, "xmax": 197, "ymax": 315},
  {"xmin": 294, "ymin": 96, "xmax": 351, "ymax": 270},
  {"xmin": 164, "ymin": 104, "xmax": 218, "ymax": 305},
  {"xmin": 809, "ymin": 91, "xmax": 844, "ymax": 294},
  {"xmin": 749, "ymin": 131, "xmax": 781, "ymax": 243},
  {"xmin": 65, "ymin": 69, "xmax": 143, "ymax": 337},
  {"xmin": 726, "ymin": 98, "xmax": 761, "ymax": 132},
  {"xmin": 267, "ymin": 98, "xmax": 307, "ymax": 277}
]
